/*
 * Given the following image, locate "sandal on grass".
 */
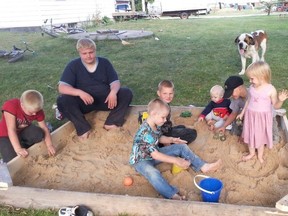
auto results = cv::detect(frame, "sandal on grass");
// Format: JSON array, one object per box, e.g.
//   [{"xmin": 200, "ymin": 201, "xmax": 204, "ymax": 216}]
[{"xmin": 58, "ymin": 205, "xmax": 94, "ymax": 216}]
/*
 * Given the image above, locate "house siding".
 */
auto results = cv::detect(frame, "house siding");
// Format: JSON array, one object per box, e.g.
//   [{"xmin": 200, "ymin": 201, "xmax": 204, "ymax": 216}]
[{"xmin": 0, "ymin": 0, "xmax": 115, "ymax": 28}]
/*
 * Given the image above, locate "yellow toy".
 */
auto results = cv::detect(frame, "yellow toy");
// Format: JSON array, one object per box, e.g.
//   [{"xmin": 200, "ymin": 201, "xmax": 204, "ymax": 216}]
[{"xmin": 138, "ymin": 111, "xmax": 149, "ymax": 126}]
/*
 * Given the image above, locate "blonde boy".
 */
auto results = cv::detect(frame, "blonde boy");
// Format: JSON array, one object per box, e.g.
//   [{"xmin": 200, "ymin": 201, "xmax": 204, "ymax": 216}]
[
  {"xmin": 129, "ymin": 98, "xmax": 222, "ymax": 200},
  {"xmin": 0, "ymin": 90, "xmax": 56, "ymax": 162},
  {"xmin": 157, "ymin": 80, "xmax": 197, "ymax": 145}
]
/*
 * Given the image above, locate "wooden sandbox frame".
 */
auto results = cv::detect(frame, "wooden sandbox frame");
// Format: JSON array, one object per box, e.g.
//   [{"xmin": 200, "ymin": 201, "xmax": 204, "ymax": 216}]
[{"xmin": 1, "ymin": 106, "xmax": 288, "ymax": 216}]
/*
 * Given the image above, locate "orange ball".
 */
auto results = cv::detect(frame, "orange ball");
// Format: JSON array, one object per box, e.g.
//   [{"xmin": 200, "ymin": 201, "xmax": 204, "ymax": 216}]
[{"xmin": 123, "ymin": 176, "xmax": 133, "ymax": 186}]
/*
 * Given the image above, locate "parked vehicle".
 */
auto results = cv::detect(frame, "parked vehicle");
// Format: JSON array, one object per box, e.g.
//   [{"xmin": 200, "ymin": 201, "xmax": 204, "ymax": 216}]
[
  {"xmin": 148, "ymin": 0, "xmax": 211, "ymax": 19},
  {"xmin": 115, "ymin": 3, "xmax": 131, "ymax": 12},
  {"xmin": 112, "ymin": 3, "xmax": 145, "ymax": 21}
]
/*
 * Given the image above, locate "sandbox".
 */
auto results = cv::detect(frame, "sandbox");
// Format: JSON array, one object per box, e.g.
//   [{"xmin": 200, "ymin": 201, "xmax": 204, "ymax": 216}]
[{"xmin": 1, "ymin": 105, "xmax": 288, "ymax": 216}]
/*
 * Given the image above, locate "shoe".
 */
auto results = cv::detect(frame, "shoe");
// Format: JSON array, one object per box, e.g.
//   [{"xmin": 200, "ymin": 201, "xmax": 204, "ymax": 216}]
[
  {"xmin": 225, "ymin": 124, "xmax": 232, "ymax": 130},
  {"xmin": 276, "ymin": 194, "xmax": 288, "ymax": 212},
  {"xmin": 52, "ymin": 104, "xmax": 64, "ymax": 121},
  {"xmin": 58, "ymin": 205, "xmax": 94, "ymax": 216}
]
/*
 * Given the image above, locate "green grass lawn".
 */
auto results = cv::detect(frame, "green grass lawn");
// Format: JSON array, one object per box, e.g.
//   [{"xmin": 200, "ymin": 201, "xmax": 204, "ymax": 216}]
[{"xmin": 0, "ymin": 14, "xmax": 288, "ymax": 215}]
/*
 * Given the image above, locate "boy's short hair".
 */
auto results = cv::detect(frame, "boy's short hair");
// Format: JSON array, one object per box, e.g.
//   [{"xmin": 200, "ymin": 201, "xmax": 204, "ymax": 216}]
[
  {"xmin": 20, "ymin": 90, "xmax": 44, "ymax": 112},
  {"xmin": 76, "ymin": 38, "xmax": 96, "ymax": 51},
  {"xmin": 147, "ymin": 98, "xmax": 169, "ymax": 114},
  {"xmin": 157, "ymin": 80, "xmax": 174, "ymax": 91},
  {"xmin": 210, "ymin": 85, "xmax": 224, "ymax": 98}
]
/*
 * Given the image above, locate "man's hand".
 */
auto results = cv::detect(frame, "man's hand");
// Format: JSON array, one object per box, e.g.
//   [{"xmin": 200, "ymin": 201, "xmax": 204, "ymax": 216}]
[
  {"xmin": 216, "ymin": 126, "xmax": 225, "ymax": 133},
  {"xmin": 79, "ymin": 91, "xmax": 94, "ymax": 105},
  {"xmin": 105, "ymin": 92, "xmax": 117, "ymax": 109}
]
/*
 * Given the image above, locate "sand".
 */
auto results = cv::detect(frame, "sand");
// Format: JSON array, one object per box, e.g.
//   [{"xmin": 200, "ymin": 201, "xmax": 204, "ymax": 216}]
[{"xmin": 12, "ymin": 106, "xmax": 288, "ymax": 207}]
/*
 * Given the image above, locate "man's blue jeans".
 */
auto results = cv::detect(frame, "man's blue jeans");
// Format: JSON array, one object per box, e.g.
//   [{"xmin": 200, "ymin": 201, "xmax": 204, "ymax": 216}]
[{"xmin": 133, "ymin": 144, "xmax": 205, "ymax": 199}]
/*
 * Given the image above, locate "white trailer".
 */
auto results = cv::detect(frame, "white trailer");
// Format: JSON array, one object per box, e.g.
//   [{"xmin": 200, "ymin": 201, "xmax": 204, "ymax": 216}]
[{"xmin": 148, "ymin": 0, "xmax": 213, "ymax": 19}]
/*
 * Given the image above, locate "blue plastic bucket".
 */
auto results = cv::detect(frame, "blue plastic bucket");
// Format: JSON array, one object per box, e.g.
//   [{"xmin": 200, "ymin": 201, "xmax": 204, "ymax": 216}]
[{"xmin": 194, "ymin": 175, "xmax": 223, "ymax": 203}]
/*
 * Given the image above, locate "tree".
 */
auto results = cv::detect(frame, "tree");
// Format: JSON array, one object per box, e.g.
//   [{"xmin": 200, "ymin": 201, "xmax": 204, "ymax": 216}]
[
  {"xmin": 261, "ymin": 0, "xmax": 277, "ymax": 15},
  {"xmin": 134, "ymin": 0, "xmax": 155, "ymax": 12},
  {"xmin": 131, "ymin": 0, "xmax": 135, "ymax": 11}
]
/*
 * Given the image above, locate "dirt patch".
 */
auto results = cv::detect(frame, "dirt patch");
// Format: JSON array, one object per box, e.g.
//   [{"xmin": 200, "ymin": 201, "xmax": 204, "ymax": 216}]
[{"xmin": 12, "ymin": 106, "xmax": 288, "ymax": 207}]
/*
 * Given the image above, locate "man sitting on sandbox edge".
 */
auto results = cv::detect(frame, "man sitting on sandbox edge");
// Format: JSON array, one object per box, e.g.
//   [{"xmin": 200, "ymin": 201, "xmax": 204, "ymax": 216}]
[{"xmin": 57, "ymin": 38, "xmax": 133, "ymax": 140}]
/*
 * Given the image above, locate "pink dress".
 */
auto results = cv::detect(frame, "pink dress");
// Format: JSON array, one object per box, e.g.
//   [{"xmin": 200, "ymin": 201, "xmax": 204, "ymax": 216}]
[{"xmin": 242, "ymin": 84, "xmax": 273, "ymax": 149}]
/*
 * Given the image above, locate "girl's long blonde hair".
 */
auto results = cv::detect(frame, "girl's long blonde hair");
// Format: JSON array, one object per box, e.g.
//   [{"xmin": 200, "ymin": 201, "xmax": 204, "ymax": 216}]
[{"xmin": 245, "ymin": 61, "xmax": 271, "ymax": 83}]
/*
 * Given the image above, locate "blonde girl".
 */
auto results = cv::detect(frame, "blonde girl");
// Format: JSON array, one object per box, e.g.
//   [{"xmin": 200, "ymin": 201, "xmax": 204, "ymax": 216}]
[{"xmin": 237, "ymin": 61, "xmax": 288, "ymax": 163}]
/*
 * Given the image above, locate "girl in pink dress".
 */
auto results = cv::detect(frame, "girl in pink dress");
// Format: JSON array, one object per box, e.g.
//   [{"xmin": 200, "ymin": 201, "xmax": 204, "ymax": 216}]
[{"xmin": 237, "ymin": 61, "xmax": 288, "ymax": 163}]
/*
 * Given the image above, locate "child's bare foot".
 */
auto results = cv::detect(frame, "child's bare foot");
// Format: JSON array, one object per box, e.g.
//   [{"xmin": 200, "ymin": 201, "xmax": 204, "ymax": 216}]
[
  {"xmin": 242, "ymin": 153, "xmax": 255, "ymax": 162},
  {"xmin": 201, "ymin": 159, "xmax": 222, "ymax": 173},
  {"xmin": 72, "ymin": 131, "xmax": 90, "ymax": 142},
  {"xmin": 171, "ymin": 193, "xmax": 187, "ymax": 201},
  {"xmin": 79, "ymin": 131, "xmax": 90, "ymax": 140},
  {"xmin": 103, "ymin": 124, "xmax": 118, "ymax": 131},
  {"xmin": 258, "ymin": 157, "xmax": 264, "ymax": 164}
]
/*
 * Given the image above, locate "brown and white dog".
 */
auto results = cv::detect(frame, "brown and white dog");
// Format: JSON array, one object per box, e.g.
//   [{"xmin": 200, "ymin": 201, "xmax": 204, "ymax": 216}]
[{"xmin": 235, "ymin": 30, "xmax": 267, "ymax": 75}]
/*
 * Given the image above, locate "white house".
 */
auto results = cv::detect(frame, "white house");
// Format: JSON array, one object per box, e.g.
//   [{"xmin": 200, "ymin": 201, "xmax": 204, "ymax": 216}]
[{"xmin": 0, "ymin": 0, "xmax": 115, "ymax": 29}]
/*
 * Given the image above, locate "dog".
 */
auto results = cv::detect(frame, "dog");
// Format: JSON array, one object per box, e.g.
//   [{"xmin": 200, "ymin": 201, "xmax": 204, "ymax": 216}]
[{"xmin": 235, "ymin": 30, "xmax": 267, "ymax": 75}]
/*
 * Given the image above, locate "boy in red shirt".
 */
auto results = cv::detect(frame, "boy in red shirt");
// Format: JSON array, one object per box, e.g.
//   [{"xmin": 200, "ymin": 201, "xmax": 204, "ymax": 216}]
[{"xmin": 0, "ymin": 90, "xmax": 56, "ymax": 162}]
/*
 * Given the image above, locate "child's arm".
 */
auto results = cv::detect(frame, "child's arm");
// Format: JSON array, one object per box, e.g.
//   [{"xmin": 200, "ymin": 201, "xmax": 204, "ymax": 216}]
[
  {"xmin": 217, "ymin": 100, "xmax": 248, "ymax": 133},
  {"xmin": 38, "ymin": 121, "xmax": 56, "ymax": 156},
  {"xmin": 271, "ymin": 88, "xmax": 288, "ymax": 109},
  {"xmin": 237, "ymin": 98, "xmax": 249, "ymax": 120},
  {"xmin": 159, "ymin": 136, "xmax": 187, "ymax": 145},
  {"xmin": 151, "ymin": 150, "xmax": 190, "ymax": 168},
  {"xmin": 198, "ymin": 102, "xmax": 213, "ymax": 122},
  {"xmin": 217, "ymin": 112, "xmax": 237, "ymax": 133},
  {"xmin": 4, "ymin": 112, "xmax": 29, "ymax": 158}
]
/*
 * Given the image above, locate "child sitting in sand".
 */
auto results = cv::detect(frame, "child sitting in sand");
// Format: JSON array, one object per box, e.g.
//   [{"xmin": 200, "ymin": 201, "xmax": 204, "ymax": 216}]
[
  {"xmin": 139, "ymin": 80, "xmax": 197, "ymax": 146},
  {"xmin": 198, "ymin": 85, "xmax": 232, "ymax": 131},
  {"xmin": 0, "ymin": 90, "xmax": 56, "ymax": 162},
  {"xmin": 129, "ymin": 98, "xmax": 222, "ymax": 200},
  {"xmin": 157, "ymin": 80, "xmax": 197, "ymax": 144}
]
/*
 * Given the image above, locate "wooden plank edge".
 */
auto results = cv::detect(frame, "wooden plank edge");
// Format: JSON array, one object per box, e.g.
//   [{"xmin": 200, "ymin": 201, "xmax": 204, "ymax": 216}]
[{"xmin": 0, "ymin": 186, "xmax": 287, "ymax": 216}]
